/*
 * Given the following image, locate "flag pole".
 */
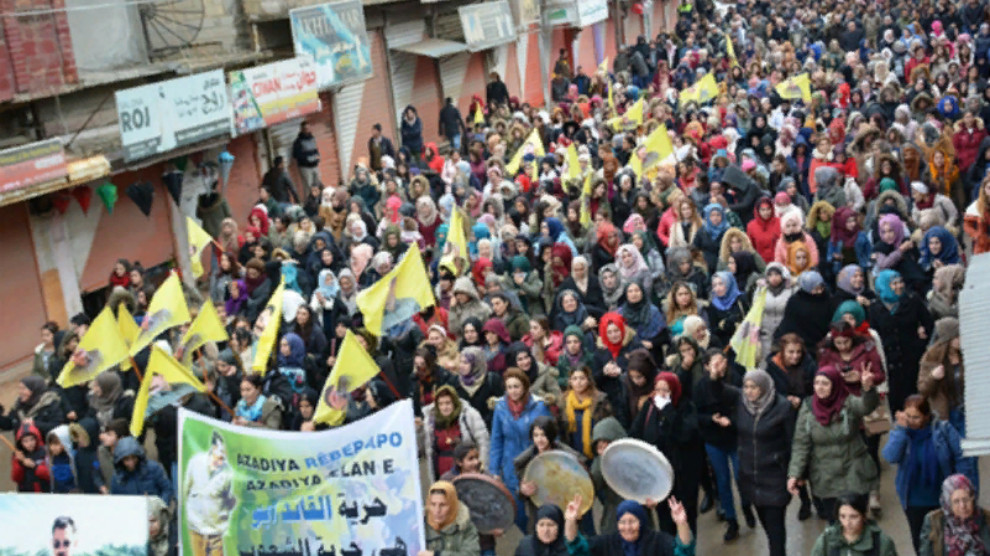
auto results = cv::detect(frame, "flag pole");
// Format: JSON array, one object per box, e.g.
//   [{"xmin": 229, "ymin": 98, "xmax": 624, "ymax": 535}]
[
  {"xmin": 0, "ymin": 433, "xmax": 16, "ymax": 451},
  {"xmin": 128, "ymin": 356, "xmax": 144, "ymax": 383}
]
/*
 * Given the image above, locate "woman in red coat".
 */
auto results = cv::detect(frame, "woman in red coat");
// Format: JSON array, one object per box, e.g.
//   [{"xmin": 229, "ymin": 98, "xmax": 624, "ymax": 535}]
[
  {"xmin": 952, "ymin": 111, "xmax": 986, "ymax": 174},
  {"xmin": 747, "ymin": 197, "xmax": 781, "ymax": 263},
  {"xmin": 816, "ymin": 321, "xmax": 885, "ymax": 396}
]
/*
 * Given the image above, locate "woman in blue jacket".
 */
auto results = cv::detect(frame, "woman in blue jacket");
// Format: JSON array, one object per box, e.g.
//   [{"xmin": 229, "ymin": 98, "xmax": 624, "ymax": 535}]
[
  {"xmin": 825, "ymin": 207, "xmax": 872, "ymax": 277},
  {"xmin": 882, "ymin": 394, "xmax": 977, "ymax": 554},
  {"xmin": 489, "ymin": 367, "xmax": 552, "ymax": 530}
]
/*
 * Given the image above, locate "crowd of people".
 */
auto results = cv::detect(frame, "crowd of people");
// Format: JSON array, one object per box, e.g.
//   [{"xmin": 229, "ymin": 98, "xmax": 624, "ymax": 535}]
[{"xmin": 5, "ymin": 0, "xmax": 990, "ymax": 553}]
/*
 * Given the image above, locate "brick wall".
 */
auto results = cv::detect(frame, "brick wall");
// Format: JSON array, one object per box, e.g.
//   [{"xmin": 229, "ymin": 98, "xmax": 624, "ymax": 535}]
[
  {"xmin": 1, "ymin": 0, "xmax": 78, "ymax": 95},
  {"xmin": 0, "ymin": 24, "xmax": 13, "ymax": 101}
]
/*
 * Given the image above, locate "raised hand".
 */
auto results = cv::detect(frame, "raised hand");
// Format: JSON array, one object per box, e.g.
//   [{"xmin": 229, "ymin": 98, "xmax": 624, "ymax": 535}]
[
  {"xmin": 668, "ymin": 496, "xmax": 687, "ymax": 525},
  {"xmin": 565, "ymin": 494, "xmax": 583, "ymax": 523}
]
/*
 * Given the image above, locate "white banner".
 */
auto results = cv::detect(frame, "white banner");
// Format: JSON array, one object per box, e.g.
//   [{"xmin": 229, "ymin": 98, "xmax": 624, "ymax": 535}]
[
  {"xmin": 178, "ymin": 400, "xmax": 426, "ymax": 556},
  {"xmin": 115, "ymin": 70, "xmax": 232, "ymax": 161}
]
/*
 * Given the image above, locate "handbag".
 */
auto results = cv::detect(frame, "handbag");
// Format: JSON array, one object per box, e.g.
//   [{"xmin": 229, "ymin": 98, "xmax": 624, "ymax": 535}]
[{"xmin": 863, "ymin": 395, "xmax": 892, "ymax": 436}]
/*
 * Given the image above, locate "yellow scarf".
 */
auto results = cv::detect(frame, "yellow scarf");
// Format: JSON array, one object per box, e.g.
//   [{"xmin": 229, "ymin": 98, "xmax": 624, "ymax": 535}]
[{"xmin": 565, "ymin": 390, "xmax": 595, "ymax": 459}]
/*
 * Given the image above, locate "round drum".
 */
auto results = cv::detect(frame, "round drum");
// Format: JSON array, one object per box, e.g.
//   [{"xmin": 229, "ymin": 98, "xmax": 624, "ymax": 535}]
[
  {"xmin": 453, "ymin": 473, "xmax": 517, "ymax": 533},
  {"xmin": 601, "ymin": 438, "xmax": 675, "ymax": 504},
  {"xmin": 521, "ymin": 450, "xmax": 594, "ymax": 515}
]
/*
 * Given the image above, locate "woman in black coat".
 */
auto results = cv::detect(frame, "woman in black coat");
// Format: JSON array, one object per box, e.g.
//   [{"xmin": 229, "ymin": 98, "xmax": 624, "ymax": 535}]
[
  {"xmin": 775, "ymin": 271, "xmax": 833, "ymax": 350},
  {"xmin": 631, "ymin": 372, "xmax": 704, "ymax": 535},
  {"xmin": 0, "ymin": 376, "xmax": 65, "ymax": 437},
  {"xmin": 869, "ymin": 269, "xmax": 934, "ymax": 416},
  {"xmin": 515, "ymin": 504, "xmax": 569, "ymax": 556},
  {"xmin": 711, "ymin": 368, "xmax": 794, "ymax": 556},
  {"xmin": 562, "ymin": 496, "xmax": 695, "ymax": 556}
]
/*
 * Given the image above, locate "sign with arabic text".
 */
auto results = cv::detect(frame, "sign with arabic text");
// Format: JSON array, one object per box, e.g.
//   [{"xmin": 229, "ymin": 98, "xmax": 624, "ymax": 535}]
[
  {"xmin": 459, "ymin": 0, "xmax": 517, "ymax": 51},
  {"xmin": 177, "ymin": 400, "xmax": 425, "ymax": 556},
  {"xmin": 230, "ymin": 57, "xmax": 321, "ymax": 136},
  {"xmin": 0, "ymin": 139, "xmax": 67, "ymax": 192},
  {"xmin": 290, "ymin": 1, "xmax": 373, "ymax": 90},
  {"xmin": 115, "ymin": 70, "xmax": 232, "ymax": 162}
]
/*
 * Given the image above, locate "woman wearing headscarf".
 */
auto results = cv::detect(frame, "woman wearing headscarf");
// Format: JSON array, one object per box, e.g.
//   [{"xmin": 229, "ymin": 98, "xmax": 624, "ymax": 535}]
[
  {"xmin": 593, "ymin": 313, "xmax": 643, "ymax": 407},
  {"xmin": 776, "ymin": 271, "xmax": 833, "ymax": 350},
  {"xmin": 757, "ymin": 263, "xmax": 795, "ymax": 363},
  {"xmin": 883, "ymin": 395, "xmax": 977, "ymax": 553},
  {"xmin": 590, "ymin": 220, "xmax": 621, "ymax": 272},
  {"xmin": 490, "ymin": 368, "xmax": 552, "ymax": 530},
  {"xmin": 928, "ymin": 264, "xmax": 966, "ymax": 320},
  {"xmin": 448, "ymin": 277, "xmax": 493, "ymax": 336},
  {"xmin": 747, "ymin": 197, "xmax": 781, "ymax": 263},
  {"xmin": 920, "ymin": 225, "xmax": 962, "ymax": 274},
  {"xmin": 453, "ymin": 347, "xmax": 504, "ymax": 427},
  {"xmin": 963, "ymin": 176, "xmax": 990, "ymax": 254},
  {"xmin": 869, "ymin": 269, "xmax": 934, "ymax": 416},
  {"xmin": 615, "ymin": 244, "xmax": 652, "ymax": 297},
  {"xmin": 559, "ymin": 256, "xmax": 606, "ymax": 317},
  {"xmin": 631, "ymin": 372, "xmax": 705, "ymax": 534},
  {"xmin": 618, "ymin": 282, "xmax": 666, "ymax": 355},
  {"xmin": 597, "ymin": 264, "xmax": 627, "ymax": 312},
  {"xmin": 481, "ymin": 318, "xmax": 512, "ymax": 376},
  {"xmin": 86, "ymin": 371, "xmax": 134, "ymax": 429},
  {"xmin": 706, "ymin": 271, "xmax": 748, "ymax": 347},
  {"xmin": 556, "ymin": 324, "xmax": 594, "ymax": 387},
  {"xmin": 834, "ymin": 264, "xmax": 875, "ymax": 306},
  {"xmin": 551, "ymin": 289, "xmax": 594, "ymax": 334},
  {"xmin": 243, "ymin": 258, "xmax": 273, "ymax": 322},
  {"xmin": 515, "ymin": 504, "xmax": 569, "ymax": 556},
  {"xmin": 508, "ymin": 255, "xmax": 546, "ymax": 317},
  {"xmin": 309, "ymin": 269, "xmax": 349, "ymax": 341},
  {"xmin": 918, "ymin": 317, "xmax": 969, "ymax": 434},
  {"xmin": 0, "ymin": 376, "xmax": 65, "ymax": 437},
  {"xmin": 710, "ymin": 367, "xmax": 795, "ymax": 556},
  {"xmin": 872, "ymin": 213, "xmax": 928, "ymax": 294},
  {"xmin": 694, "ymin": 203, "xmax": 731, "ymax": 272},
  {"xmin": 919, "ymin": 474, "xmax": 990, "ymax": 556},
  {"xmin": 788, "ymin": 367, "xmax": 879, "ymax": 522},
  {"xmin": 541, "ymin": 217, "xmax": 579, "ymax": 256},
  {"xmin": 420, "ymin": 385, "xmax": 490, "ymax": 483},
  {"xmin": 774, "ymin": 210, "xmax": 821, "ymax": 271},
  {"xmin": 422, "ymin": 481, "xmax": 481, "ymax": 556},
  {"xmin": 563, "ymin": 495, "xmax": 695, "ymax": 556},
  {"xmin": 817, "ymin": 321, "xmax": 886, "ymax": 398},
  {"xmin": 349, "ymin": 243, "xmax": 375, "ymax": 288},
  {"xmin": 826, "ymin": 207, "xmax": 872, "ymax": 277}
]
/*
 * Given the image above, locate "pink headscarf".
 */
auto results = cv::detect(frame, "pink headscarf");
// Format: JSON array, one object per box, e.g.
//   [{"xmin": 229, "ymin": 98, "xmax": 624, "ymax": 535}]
[{"xmin": 386, "ymin": 195, "xmax": 402, "ymax": 224}]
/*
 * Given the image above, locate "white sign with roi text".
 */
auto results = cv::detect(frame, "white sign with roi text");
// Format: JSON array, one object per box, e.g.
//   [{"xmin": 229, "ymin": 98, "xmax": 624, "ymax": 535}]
[{"xmin": 115, "ymin": 70, "xmax": 232, "ymax": 162}]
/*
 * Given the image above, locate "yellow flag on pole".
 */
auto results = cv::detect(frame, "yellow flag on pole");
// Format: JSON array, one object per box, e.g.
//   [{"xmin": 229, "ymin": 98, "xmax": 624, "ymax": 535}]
[
  {"xmin": 725, "ymin": 33, "xmax": 738, "ymax": 67},
  {"xmin": 440, "ymin": 208, "xmax": 470, "ymax": 277},
  {"xmin": 179, "ymin": 300, "xmax": 229, "ymax": 366},
  {"xmin": 643, "ymin": 124, "xmax": 674, "ymax": 169},
  {"xmin": 56, "ymin": 306, "xmax": 130, "ymax": 388},
  {"xmin": 186, "ymin": 217, "xmax": 213, "ymax": 279},
  {"xmin": 117, "ymin": 304, "xmax": 140, "ymax": 371},
  {"xmin": 775, "ymin": 73, "xmax": 812, "ymax": 103},
  {"xmin": 251, "ymin": 277, "xmax": 285, "ymax": 374},
  {"xmin": 313, "ymin": 330, "xmax": 382, "ymax": 427},
  {"xmin": 579, "ymin": 173, "xmax": 593, "ymax": 226},
  {"xmin": 679, "ymin": 73, "xmax": 719, "ymax": 106},
  {"xmin": 505, "ymin": 128, "xmax": 545, "ymax": 175},
  {"xmin": 473, "ymin": 105, "xmax": 485, "ymax": 126},
  {"xmin": 566, "ymin": 144, "xmax": 582, "ymax": 180},
  {"xmin": 357, "ymin": 242, "xmax": 435, "ymax": 336},
  {"xmin": 610, "ymin": 98, "xmax": 644, "ymax": 131},
  {"xmin": 729, "ymin": 287, "xmax": 768, "ymax": 369},
  {"xmin": 130, "ymin": 345, "xmax": 206, "ymax": 436},
  {"xmin": 130, "ymin": 273, "xmax": 190, "ymax": 356},
  {"xmin": 598, "ymin": 56, "xmax": 609, "ymax": 74}
]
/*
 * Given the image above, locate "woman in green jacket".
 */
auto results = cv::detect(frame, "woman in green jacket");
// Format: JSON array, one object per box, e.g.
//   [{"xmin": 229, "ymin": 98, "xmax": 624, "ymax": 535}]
[
  {"xmin": 810, "ymin": 494, "xmax": 898, "ymax": 556},
  {"xmin": 788, "ymin": 365, "xmax": 879, "ymax": 521},
  {"xmin": 421, "ymin": 480, "xmax": 480, "ymax": 556}
]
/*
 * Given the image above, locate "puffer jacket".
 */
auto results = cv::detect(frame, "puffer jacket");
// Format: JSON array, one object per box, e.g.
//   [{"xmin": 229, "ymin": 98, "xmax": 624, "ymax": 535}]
[
  {"xmin": 110, "ymin": 437, "xmax": 173, "ymax": 504},
  {"xmin": 952, "ymin": 118, "xmax": 987, "ymax": 172},
  {"xmin": 489, "ymin": 395, "xmax": 552, "ymax": 492},
  {"xmin": 788, "ymin": 390, "xmax": 880, "ymax": 499},
  {"xmin": 419, "ymin": 397, "xmax": 491, "ymax": 483},
  {"xmin": 424, "ymin": 503, "xmax": 480, "ymax": 556},
  {"xmin": 735, "ymin": 393, "xmax": 795, "ymax": 507}
]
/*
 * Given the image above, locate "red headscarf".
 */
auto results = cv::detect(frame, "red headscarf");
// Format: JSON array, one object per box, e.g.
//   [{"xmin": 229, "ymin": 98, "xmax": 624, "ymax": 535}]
[
  {"xmin": 830, "ymin": 206, "xmax": 861, "ymax": 249},
  {"xmin": 249, "ymin": 206, "xmax": 270, "ymax": 235},
  {"xmin": 655, "ymin": 372, "xmax": 682, "ymax": 406},
  {"xmin": 472, "ymin": 258, "xmax": 493, "ymax": 288},
  {"xmin": 596, "ymin": 221, "xmax": 620, "ymax": 257},
  {"xmin": 550, "ymin": 243, "xmax": 573, "ymax": 287},
  {"xmin": 811, "ymin": 366, "xmax": 849, "ymax": 426},
  {"xmin": 598, "ymin": 312, "xmax": 627, "ymax": 359}
]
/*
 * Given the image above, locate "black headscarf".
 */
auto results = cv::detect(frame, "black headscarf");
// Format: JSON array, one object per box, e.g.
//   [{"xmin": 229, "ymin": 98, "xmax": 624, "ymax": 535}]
[
  {"xmin": 20, "ymin": 376, "xmax": 46, "ymax": 409},
  {"xmin": 520, "ymin": 504, "xmax": 568, "ymax": 556}
]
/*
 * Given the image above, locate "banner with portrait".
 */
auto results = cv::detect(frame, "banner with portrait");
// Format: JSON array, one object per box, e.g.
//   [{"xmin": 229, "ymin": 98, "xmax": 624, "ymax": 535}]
[
  {"xmin": 0, "ymin": 494, "xmax": 149, "ymax": 555},
  {"xmin": 177, "ymin": 400, "xmax": 425, "ymax": 556}
]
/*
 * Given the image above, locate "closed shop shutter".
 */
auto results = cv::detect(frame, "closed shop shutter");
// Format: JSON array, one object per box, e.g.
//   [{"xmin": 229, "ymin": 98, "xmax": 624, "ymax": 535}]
[
  {"xmin": 268, "ymin": 93, "xmax": 341, "ymax": 189},
  {"xmin": 0, "ymin": 203, "xmax": 46, "ymax": 371},
  {"xmin": 80, "ymin": 165, "xmax": 176, "ymax": 291},
  {"xmin": 440, "ymin": 52, "xmax": 471, "ymax": 112},
  {"xmin": 386, "ymin": 16, "xmax": 442, "ymax": 148},
  {"xmin": 333, "ymin": 30, "xmax": 395, "ymax": 175}
]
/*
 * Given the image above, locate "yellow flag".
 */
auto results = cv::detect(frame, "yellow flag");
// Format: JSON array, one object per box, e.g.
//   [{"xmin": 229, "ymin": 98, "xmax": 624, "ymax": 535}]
[
  {"xmin": 566, "ymin": 144, "xmax": 582, "ymax": 180},
  {"xmin": 729, "ymin": 287, "xmax": 768, "ymax": 369},
  {"xmin": 131, "ymin": 345, "xmax": 207, "ymax": 436},
  {"xmin": 505, "ymin": 128, "xmax": 545, "ymax": 175},
  {"xmin": 313, "ymin": 330, "xmax": 381, "ymax": 426},
  {"xmin": 179, "ymin": 300, "xmax": 229, "ymax": 366},
  {"xmin": 643, "ymin": 124, "xmax": 674, "ymax": 169},
  {"xmin": 598, "ymin": 56, "xmax": 609, "ymax": 74},
  {"xmin": 130, "ymin": 273, "xmax": 191, "ymax": 356},
  {"xmin": 610, "ymin": 98, "xmax": 644, "ymax": 131},
  {"xmin": 56, "ymin": 306, "xmax": 130, "ymax": 388},
  {"xmin": 775, "ymin": 73, "xmax": 812, "ymax": 103},
  {"xmin": 473, "ymin": 106, "xmax": 485, "ymax": 126},
  {"xmin": 440, "ymin": 208, "xmax": 470, "ymax": 276},
  {"xmin": 725, "ymin": 33, "xmax": 738, "ymax": 67},
  {"xmin": 186, "ymin": 217, "xmax": 213, "ymax": 279},
  {"xmin": 579, "ymin": 174, "xmax": 593, "ymax": 227},
  {"xmin": 357, "ymin": 242, "xmax": 435, "ymax": 336},
  {"xmin": 117, "ymin": 304, "xmax": 140, "ymax": 371},
  {"xmin": 679, "ymin": 73, "xmax": 718, "ymax": 106},
  {"xmin": 252, "ymin": 278, "xmax": 285, "ymax": 374}
]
